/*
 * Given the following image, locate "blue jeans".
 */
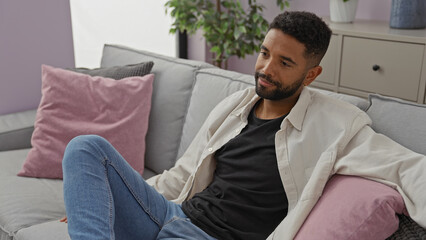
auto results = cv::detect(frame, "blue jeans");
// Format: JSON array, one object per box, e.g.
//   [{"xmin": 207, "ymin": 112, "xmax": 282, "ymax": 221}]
[{"xmin": 62, "ymin": 135, "xmax": 216, "ymax": 240}]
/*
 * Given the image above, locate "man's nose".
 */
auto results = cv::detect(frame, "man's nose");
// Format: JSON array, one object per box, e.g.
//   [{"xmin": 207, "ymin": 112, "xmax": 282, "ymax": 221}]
[{"xmin": 262, "ymin": 60, "xmax": 275, "ymax": 78}]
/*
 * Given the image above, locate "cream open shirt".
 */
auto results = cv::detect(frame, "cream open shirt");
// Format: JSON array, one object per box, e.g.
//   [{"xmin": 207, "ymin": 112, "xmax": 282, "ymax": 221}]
[{"xmin": 147, "ymin": 87, "xmax": 426, "ymax": 239}]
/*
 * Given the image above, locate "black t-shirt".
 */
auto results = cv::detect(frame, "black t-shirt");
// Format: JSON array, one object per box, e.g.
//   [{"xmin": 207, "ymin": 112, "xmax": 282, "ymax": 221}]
[{"xmin": 182, "ymin": 103, "xmax": 288, "ymax": 240}]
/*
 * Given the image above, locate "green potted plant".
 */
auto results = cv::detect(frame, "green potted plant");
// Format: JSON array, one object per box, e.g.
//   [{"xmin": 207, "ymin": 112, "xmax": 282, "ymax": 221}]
[
  {"xmin": 329, "ymin": 0, "xmax": 358, "ymax": 23},
  {"xmin": 165, "ymin": 0, "xmax": 289, "ymax": 69}
]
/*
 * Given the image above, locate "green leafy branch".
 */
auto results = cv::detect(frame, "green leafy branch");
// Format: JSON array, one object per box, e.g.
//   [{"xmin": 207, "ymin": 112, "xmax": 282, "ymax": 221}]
[{"xmin": 165, "ymin": 0, "xmax": 289, "ymax": 69}]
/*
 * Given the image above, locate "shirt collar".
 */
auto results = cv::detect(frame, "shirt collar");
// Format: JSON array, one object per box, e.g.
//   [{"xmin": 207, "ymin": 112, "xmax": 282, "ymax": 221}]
[
  {"xmin": 285, "ymin": 87, "xmax": 311, "ymax": 131},
  {"xmin": 232, "ymin": 87, "xmax": 312, "ymax": 131},
  {"xmin": 232, "ymin": 88, "xmax": 260, "ymax": 121}
]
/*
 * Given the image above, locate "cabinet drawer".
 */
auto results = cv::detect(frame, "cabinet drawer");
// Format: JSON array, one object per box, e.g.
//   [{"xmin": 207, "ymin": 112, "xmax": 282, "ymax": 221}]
[
  {"xmin": 340, "ymin": 37, "xmax": 424, "ymax": 101},
  {"xmin": 317, "ymin": 35, "xmax": 338, "ymax": 85}
]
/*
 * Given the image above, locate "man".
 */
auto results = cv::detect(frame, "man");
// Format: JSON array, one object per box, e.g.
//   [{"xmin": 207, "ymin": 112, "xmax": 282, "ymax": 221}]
[{"xmin": 62, "ymin": 11, "xmax": 426, "ymax": 240}]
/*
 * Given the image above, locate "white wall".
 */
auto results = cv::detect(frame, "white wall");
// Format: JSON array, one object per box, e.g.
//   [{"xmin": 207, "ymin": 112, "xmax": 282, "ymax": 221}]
[{"xmin": 70, "ymin": 0, "xmax": 176, "ymax": 68}]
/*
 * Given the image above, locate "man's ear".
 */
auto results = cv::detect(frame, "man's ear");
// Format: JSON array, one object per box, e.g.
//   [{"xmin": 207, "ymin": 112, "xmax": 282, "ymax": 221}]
[{"xmin": 304, "ymin": 65, "xmax": 322, "ymax": 86}]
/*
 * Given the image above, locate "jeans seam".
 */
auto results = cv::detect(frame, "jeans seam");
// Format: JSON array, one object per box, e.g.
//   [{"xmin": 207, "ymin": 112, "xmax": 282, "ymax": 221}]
[
  {"xmin": 87, "ymin": 139, "xmax": 114, "ymax": 238},
  {"xmin": 104, "ymin": 160, "xmax": 114, "ymax": 240},
  {"xmin": 163, "ymin": 216, "xmax": 190, "ymax": 226},
  {"xmin": 84, "ymin": 138, "xmax": 108, "ymax": 166},
  {"xmin": 164, "ymin": 216, "xmax": 177, "ymax": 226},
  {"xmin": 106, "ymin": 160, "xmax": 162, "ymax": 228},
  {"xmin": 88, "ymin": 138, "xmax": 162, "ymax": 231}
]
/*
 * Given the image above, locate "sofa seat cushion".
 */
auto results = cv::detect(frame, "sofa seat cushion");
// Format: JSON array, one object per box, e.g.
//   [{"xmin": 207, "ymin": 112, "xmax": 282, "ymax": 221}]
[
  {"xmin": 14, "ymin": 221, "xmax": 69, "ymax": 240},
  {"xmin": 100, "ymin": 44, "xmax": 214, "ymax": 175},
  {"xmin": 0, "ymin": 231, "xmax": 10, "ymax": 240},
  {"xmin": 0, "ymin": 149, "xmax": 65, "ymax": 239}
]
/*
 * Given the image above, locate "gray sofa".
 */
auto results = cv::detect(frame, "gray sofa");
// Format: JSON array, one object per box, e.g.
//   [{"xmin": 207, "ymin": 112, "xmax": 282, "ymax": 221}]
[{"xmin": 0, "ymin": 44, "xmax": 425, "ymax": 239}]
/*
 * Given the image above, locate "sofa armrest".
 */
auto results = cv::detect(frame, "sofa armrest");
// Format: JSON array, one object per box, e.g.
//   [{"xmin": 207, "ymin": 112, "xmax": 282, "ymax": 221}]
[{"xmin": 0, "ymin": 109, "xmax": 37, "ymax": 151}]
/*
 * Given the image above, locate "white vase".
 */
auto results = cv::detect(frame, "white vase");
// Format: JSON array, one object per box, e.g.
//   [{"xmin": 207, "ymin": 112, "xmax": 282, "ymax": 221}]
[{"xmin": 330, "ymin": 0, "xmax": 359, "ymax": 23}]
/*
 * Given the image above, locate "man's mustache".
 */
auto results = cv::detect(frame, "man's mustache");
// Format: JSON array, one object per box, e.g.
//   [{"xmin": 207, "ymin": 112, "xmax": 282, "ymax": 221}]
[{"xmin": 255, "ymin": 72, "xmax": 277, "ymax": 86}]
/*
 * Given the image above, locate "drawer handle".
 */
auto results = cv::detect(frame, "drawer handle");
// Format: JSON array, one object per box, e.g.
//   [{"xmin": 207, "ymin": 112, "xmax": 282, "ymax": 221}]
[{"xmin": 372, "ymin": 64, "xmax": 380, "ymax": 71}]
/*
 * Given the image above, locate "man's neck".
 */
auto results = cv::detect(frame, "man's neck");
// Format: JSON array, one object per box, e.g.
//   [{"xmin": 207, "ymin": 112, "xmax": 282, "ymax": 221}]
[{"xmin": 255, "ymin": 94, "xmax": 300, "ymax": 120}]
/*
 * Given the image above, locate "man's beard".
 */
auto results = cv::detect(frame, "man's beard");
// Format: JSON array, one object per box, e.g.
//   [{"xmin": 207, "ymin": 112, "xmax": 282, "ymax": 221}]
[{"xmin": 254, "ymin": 72, "xmax": 305, "ymax": 100}]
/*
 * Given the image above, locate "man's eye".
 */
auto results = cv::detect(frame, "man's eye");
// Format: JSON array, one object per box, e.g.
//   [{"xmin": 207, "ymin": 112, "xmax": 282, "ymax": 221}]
[{"xmin": 282, "ymin": 61, "xmax": 289, "ymax": 66}]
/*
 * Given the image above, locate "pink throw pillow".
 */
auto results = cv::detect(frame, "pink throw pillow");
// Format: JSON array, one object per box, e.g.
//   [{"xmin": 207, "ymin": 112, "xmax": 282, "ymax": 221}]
[
  {"xmin": 18, "ymin": 65, "xmax": 154, "ymax": 179},
  {"xmin": 295, "ymin": 175, "xmax": 406, "ymax": 240}
]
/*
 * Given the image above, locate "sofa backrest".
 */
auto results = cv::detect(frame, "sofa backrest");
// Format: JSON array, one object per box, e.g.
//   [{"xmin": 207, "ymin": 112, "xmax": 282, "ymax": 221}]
[
  {"xmin": 366, "ymin": 94, "xmax": 426, "ymax": 156},
  {"xmin": 100, "ymin": 44, "xmax": 214, "ymax": 178}
]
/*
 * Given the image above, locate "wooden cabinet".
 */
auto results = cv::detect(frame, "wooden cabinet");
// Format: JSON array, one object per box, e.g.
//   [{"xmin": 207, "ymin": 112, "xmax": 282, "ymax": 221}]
[
  {"xmin": 312, "ymin": 18, "xmax": 426, "ymax": 103},
  {"xmin": 316, "ymin": 35, "xmax": 339, "ymax": 86}
]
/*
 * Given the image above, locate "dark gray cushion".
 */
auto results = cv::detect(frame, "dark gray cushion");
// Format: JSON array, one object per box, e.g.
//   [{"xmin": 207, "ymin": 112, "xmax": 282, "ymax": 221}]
[
  {"xmin": 387, "ymin": 214, "xmax": 426, "ymax": 240},
  {"xmin": 366, "ymin": 94, "xmax": 426, "ymax": 155},
  {"xmin": 71, "ymin": 61, "xmax": 154, "ymax": 79}
]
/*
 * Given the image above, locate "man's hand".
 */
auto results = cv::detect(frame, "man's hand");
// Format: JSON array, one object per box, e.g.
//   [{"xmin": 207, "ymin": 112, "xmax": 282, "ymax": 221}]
[{"xmin": 59, "ymin": 217, "xmax": 67, "ymax": 223}]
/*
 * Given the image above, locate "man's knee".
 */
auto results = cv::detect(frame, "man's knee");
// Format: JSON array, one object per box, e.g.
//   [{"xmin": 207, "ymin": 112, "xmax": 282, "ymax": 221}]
[
  {"xmin": 66, "ymin": 135, "xmax": 108, "ymax": 151},
  {"xmin": 63, "ymin": 135, "xmax": 108, "ymax": 168},
  {"xmin": 70, "ymin": 134, "xmax": 108, "ymax": 146}
]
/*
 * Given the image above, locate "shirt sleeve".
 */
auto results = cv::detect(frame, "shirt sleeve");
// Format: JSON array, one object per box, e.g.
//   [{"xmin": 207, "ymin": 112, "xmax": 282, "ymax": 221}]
[{"xmin": 334, "ymin": 124, "xmax": 426, "ymax": 228}]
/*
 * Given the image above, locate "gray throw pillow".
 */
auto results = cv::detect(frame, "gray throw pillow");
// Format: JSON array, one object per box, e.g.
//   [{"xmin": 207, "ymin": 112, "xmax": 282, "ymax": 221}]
[
  {"xmin": 71, "ymin": 61, "xmax": 154, "ymax": 79},
  {"xmin": 366, "ymin": 94, "xmax": 426, "ymax": 155}
]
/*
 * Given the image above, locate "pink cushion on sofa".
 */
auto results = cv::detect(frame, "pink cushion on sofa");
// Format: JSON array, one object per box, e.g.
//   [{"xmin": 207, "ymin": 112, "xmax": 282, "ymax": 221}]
[
  {"xmin": 295, "ymin": 175, "xmax": 406, "ymax": 240},
  {"xmin": 18, "ymin": 65, "xmax": 154, "ymax": 179}
]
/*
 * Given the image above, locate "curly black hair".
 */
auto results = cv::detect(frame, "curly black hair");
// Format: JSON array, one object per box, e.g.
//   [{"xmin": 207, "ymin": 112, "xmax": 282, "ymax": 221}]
[{"xmin": 269, "ymin": 11, "xmax": 332, "ymax": 65}]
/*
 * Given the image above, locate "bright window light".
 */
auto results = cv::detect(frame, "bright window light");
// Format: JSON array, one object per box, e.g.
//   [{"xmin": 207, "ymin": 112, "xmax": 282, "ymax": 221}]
[{"xmin": 70, "ymin": 0, "xmax": 176, "ymax": 68}]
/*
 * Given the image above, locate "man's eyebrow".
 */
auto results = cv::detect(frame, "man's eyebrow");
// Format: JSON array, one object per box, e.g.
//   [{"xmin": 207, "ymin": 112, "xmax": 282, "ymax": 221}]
[
  {"xmin": 260, "ymin": 45, "xmax": 269, "ymax": 51},
  {"xmin": 281, "ymin": 55, "xmax": 297, "ymax": 66},
  {"xmin": 260, "ymin": 45, "xmax": 297, "ymax": 66}
]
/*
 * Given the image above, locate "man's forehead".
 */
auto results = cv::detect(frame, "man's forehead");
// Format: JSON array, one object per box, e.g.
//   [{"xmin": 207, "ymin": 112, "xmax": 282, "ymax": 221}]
[{"xmin": 262, "ymin": 29, "xmax": 306, "ymax": 59}]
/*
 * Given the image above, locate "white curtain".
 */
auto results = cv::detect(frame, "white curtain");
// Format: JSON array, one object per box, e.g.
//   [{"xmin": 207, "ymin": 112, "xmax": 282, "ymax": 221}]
[{"xmin": 70, "ymin": 0, "xmax": 176, "ymax": 68}]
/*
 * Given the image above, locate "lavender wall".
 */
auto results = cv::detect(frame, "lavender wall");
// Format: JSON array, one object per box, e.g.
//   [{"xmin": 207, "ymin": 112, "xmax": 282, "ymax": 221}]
[
  {"xmin": 0, "ymin": 0, "xmax": 75, "ymax": 115},
  {"xmin": 188, "ymin": 0, "xmax": 393, "ymax": 74}
]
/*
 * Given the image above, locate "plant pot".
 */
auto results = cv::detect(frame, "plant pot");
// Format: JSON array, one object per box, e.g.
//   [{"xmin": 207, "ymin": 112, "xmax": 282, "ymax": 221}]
[
  {"xmin": 390, "ymin": 0, "xmax": 426, "ymax": 29},
  {"xmin": 330, "ymin": 0, "xmax": 359, "ymax": 23}
]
